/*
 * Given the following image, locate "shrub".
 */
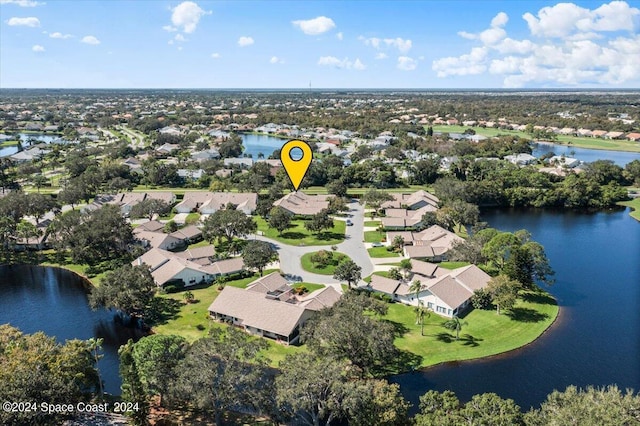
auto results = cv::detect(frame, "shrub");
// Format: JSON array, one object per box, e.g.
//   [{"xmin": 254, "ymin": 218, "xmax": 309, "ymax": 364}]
[{"xmin": 471, "ymin": 288, "xmax": 492, "ymax": 309}]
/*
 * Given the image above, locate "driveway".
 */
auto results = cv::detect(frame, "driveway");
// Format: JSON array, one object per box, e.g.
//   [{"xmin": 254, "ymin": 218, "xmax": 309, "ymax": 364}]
[{"xmin": 250, "ymin": 199, "xmax": 374, "ymax": 292}]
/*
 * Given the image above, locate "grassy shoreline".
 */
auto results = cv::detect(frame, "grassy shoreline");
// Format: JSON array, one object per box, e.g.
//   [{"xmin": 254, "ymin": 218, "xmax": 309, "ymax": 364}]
[
  {"xmin": 431, "ymin": 124, "xmax": 640, "ymax": 153},
  {"xmin": 618, "ymin": 198, "xmax": 640, "ymax": 221},
  {"xmin": 385, "ymin": 288, "xmax": 559, "ymax": 370}
]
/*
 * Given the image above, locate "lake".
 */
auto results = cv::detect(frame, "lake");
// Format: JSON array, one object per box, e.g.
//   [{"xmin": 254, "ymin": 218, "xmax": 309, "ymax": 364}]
[
  {"xmin": 391, "ymin": 207, "xmax": 640, "ymax": 412},
  {"xmin": 0, "ymin": 265, "xmax": 144, "ymax": 395},
  {"xmin": 0, "ymin": 133, "xmax": 67, "ymax": 157},
  {"xmin": 241, "ymin": 133, "xmax": 286, "ymax": 159},
  {"xmin": 531, "ymin": 142, "xmax": 640, "ymax": 167}
]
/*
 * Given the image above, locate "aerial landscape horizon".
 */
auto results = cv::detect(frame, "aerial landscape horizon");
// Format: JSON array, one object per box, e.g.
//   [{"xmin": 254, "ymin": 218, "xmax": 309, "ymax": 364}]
[{"xmin": 1, "ymin": 0, "xmax": 640, "ymax": 425}]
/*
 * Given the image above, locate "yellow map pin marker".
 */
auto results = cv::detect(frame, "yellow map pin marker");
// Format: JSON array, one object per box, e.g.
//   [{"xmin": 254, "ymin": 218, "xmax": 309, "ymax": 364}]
[{"xmin": 281, "ymin": 139, "xmax": 313, "ymax": 191}]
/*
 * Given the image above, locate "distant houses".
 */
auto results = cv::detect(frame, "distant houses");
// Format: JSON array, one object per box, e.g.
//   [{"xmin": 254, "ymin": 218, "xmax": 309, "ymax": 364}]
[
  {"xmin": 174, "ymin": 191, "xmax": 257, "ymax": 215},
  {"xmin": 132, "ymin": 246, "xmax": 244, "ymax": 287},
  {"xmin": 208, "ymin": 272, "xmax": 341, "ymax": 345},
  {"xmin": 368, "ymin": 260, "xmax": 491, "ymax": 318}
]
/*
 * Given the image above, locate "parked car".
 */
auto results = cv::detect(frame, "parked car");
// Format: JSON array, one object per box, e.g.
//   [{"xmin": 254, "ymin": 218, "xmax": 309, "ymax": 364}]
[
  {"xmin": 346, "ymin": 219, "xmax": 353, "ymax": 226},
  {"xmin": 371, "ymin": 242, "xmax": 383, "ymax": 247}
]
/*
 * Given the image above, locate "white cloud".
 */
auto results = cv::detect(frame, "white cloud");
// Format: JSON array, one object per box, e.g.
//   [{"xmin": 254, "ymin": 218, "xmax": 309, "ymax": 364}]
[
  {"xmin": 375, "ymin": 52, "xmax": 388, "ymax": 60},
  {"xmin": 292, "ymin": 16, "xmax": 336, "ymax": 35},
  {"xmin": 397, "ymin": 56, "xmax": 417, "ymax": 71},
  {"xmin": 270, "ymin": 56, "xmax": 284, "ymax": 64},
  {"xmin": 175, "ymin": 33, "xmax": 187, "ymax": 42},
  {"xmin": 318, "ymin": 56, "xmax": 366, "ymax": 70},
  {"xmin": 211, "ymin": 52, "xmax": 220, "ymax": 58},
  {"xmin": 336, "ymin": 32, "xmax": 343, "ymax": 40},
  {"xmin": 0, "ymin": 0, "xmax": 44, "ymax": 6},
  {"xmin": 49, "ymin": 31, "xmax": 72, "ymax": 39},
  {"xmin": 169, "ymin": 1, "xmax": 209, "ymax": 34},
  {"xmin": 384, "ymin": 37, "xmax": 412, "ymax": 53},
  {"xmin": 7, "ymin": 16, "xmax": 40, "ymax": 26},
  {"xmin": 523, "ymin": 1, "xmax": 639, "ymax": 38},
  {"xmin": 359, "ymin": 36, "xmax": 412, "ymax": 53},
  {"xmin": 31, "ymin": 44, "xmax": 44, "ymax": 52},
  {"xmin": 353, "ymin": 58, "xmax": 366, "ymax": 70},
  {"xmin": 237, "ymin": 36, "xmax": 254, "ymax": 47},
  {"xmin": 81, "ymin": 35, "xmax": 100, "ymax": 45},
  {"xmin": 433, "ymin": 2, "xmax": 640, "ymax": 87},
  {"xmin": 432, "ymin": 47, "xmax": 487, "ymax": 77},
  {"xmin": 163, "ymin": 25, "xmax": 177, "ymax": 32}
]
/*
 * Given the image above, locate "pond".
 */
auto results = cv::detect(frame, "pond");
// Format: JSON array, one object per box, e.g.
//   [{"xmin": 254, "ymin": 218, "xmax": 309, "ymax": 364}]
[
  {"xmin": 531, "ymin": 142, "xmax": 640, "ymax": 167},
  {"xmin": 391, "ymin": 207, "xmax": 640, "ymax": 412},
  {"xmin": 0, "ymin": 265, "xmax": 144, "ymax": 395},
  {"xmin": 241, "ymin": 133, "xmax": 287, "ymax": 159}
]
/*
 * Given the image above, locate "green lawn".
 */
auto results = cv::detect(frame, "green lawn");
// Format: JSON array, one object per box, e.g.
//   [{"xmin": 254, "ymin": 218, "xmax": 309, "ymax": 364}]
[
  {"xmin": 364, "ymin": 220, "xmax": 381, "ymax": 227},
  {"xmin": 185, "ymin": 212, "xmax": 201, "ymax": 225},
  {"xmin": 439, "ymin": 261, "xmax": 471, "ymax": 270},
  {"xmin": 619, "ymin": 197, "xmax": 640, "ymax": 221},
  {"xmin": 255, "ymin": 216, "xmax": 346, "ymax": 246},
  {"xmin": 364, "ymin": 230, "xmax": 386, "ymax": 243},
  {"xmin": 294, "ymin": 283, "xmax": 326, "ymax": 294},
  {"xmin": 0, "ymin": 140, "xmax": 19, "ymax": 147},
  {"xmin": 431, "ymin": 124, "xmax": 640, "ymax": 153},
  {"xmin": 367, "ymin": 246, "xmax": 401, "ymax": 258},
  {"xmin": 300, "ymin": 251, "xmax": 350, "ymax": 275},
  {"xmin": 383, "ymin": 289, "xmax": 559, "ymax": 368}
]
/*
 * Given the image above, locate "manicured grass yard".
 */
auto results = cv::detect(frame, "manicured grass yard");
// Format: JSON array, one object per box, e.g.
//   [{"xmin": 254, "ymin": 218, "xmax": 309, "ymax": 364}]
[
  {"xmin": 364, "ymin": 220, "xmax": 381, "ymax": 227},
  {"xmin": 364, "ymin": 230, "xmax": 386, "ymax": 243},
  {"xmin": 255, "ymin": 216, "xmax": 346, "ymax": 246},
  {"xmin": 300, "ymin": 251, "xmax": 350, "ymax": 275},
  {"xmin": 295, "ymin": 283, "xmax": 326, "ymax": 293},
  {"xmin": 619, "ymin": 197, "xmax": 640, "ymax": 221},
  {"xmin": 367, "ymin": 246, "xmax": 401, "ymax": 258},
  {"xmin": 439, "ymin": 261, "xmax": 471, "ymax": 270},
  {"xmin": 383, "ymin": 289, "xmax": 559, "ymax": 368}
]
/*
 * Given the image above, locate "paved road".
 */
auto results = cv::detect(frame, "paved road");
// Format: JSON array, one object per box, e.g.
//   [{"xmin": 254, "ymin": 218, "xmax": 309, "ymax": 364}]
[{"xmin": 251, "ymin": 199, "xmax": 374, "ymax": 292}]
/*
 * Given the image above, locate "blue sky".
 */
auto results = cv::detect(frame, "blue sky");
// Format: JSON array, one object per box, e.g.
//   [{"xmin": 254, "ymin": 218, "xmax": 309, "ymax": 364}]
[{"xmin": 1, "ymin": 0, "xmax": 639, "ymax": 88}]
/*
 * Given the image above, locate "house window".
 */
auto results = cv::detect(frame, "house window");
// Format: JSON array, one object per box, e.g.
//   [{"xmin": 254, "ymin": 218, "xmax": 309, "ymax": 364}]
[
  {"xmin": 436, "ymin": 306, "xmax": 446, "ymax": 313},
  {"xmin": 427, "ymin": 302, "xmax": 433, "ymax": 309}
]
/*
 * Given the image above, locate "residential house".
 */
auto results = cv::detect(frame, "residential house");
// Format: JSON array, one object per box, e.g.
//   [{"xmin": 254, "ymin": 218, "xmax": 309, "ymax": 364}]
[
  {"xmin": 387, "ymin": 225, "xmax": 464, "ymax": 261},
  {"xmin": 381, "ymin": 205, "xmax": 437, "ymax": 230},
  {"xmin": 273, "ymin": 192, "xmax": 330, "ymax": 216},
  {"xmin": 208, "ymin": 272, "xmax": 340, "ymax": 345},
  {"xmin": 626, "ymin": 133, "xmax": 640, "ymax": 142},
  {"xmin": 604, "ymin": 131, "xmax": 624, "ymax": 140},
  {"xmin": 548, "ymin": 156, "xmax": 580, "ymax": 168},
  {"xmin": 381, "ymin": 190, "xmax": 440, "ymax": 211},
  {"xmin": 174, "ymin": 192, "xmax": 257, "ymax": 215},
  {"xmin": 368, "ymin": 260, "xmax": 491, "ymax": 317},
  {"xmin": 504, "ymin": 153, "xmax": 537, "ymax": 165}
]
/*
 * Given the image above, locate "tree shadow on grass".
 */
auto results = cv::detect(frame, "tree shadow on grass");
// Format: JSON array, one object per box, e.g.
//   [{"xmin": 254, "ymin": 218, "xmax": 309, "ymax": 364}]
[
  {"xmin": 316, "ymin": 232, "xmax": 344, "ymax": 241},
  {"xmin": 434, "ymin": 332, "xmax": 483, "ymax": 347},
  {"xmin": 506, "ymin": 307, "xmax": 549, "ymax": 323},
  {"xmin": 280, "ymin": 231, "xmax": 307, "ymax": 241},
  {"xmin": 373, "ymin": 349, "xmax": 423, "ymax": 376},
  {"xmin": 145, "ymin": 297, "xmax": 182, "ymax": 327},
  {"xmin": 521, "ymin": 291, "xmax": 557, "ymax": 306},
  {"xmin": 384, "ymin": 319, "xmax": 411, "ymax": 337}
]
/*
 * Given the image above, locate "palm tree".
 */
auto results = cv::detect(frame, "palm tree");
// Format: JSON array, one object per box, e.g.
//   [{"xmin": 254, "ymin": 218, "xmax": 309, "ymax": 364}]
[
  {"xmin": 87, "ymin": 337, "xmax": 104, "ymax": 399},
  {"xmin": 183, "ymin": 290, "xmax": 195, "ymax": 304},
  {"xmin": 409, "ymin": 279, "xmax": 422, "ymax": 320},
  {"xmin": 414, "ymin": 300, "xmax": 431, "ymax": 336},
  {"xmin": 443, "ymin": 315, "xmax": 467, "ymax": 341}
]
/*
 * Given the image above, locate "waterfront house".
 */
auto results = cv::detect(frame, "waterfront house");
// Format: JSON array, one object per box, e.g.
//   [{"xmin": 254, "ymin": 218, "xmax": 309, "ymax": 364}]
[
  {"xmin": 273, "ymin": 192, "xmax": 330, "ymax": 216},
  {"xmin": 368, "ymin": 260, "xmax": 491, "ymax": 317},
  {"xmin": 208, "ymin": 272, "xmax": 340, "ymax": 345}
]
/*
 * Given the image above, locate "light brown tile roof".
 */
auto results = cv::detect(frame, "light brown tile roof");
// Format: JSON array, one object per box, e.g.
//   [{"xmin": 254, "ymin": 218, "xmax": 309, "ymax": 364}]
[
  {"xmin": 381, "ymin": 217, "xmax": 410, "ymax": 228},
  {"xmin": 145, "ymin": 192, "xmax": 175, "ymax": 204},
  {"xmin": 273, "ymin": 192, "xmax": 330, "ymax": 216},
  {"xmin": 370, "ymin": 274, "xmax": 402, "ymax": 294},
  {"xmin": 405, "ymin": 244, "xmax": 437, "ymax": 259},
  {"xmin": 386, "ymin": 231, "xmax": 414, "ymax": 243},
  {"xmin": 133, "ymin": 247, "xmax": 172, "ymax": 271},
  {"xmin": 208, "ymin": 286, "xmax": 309, "ymax": 337},
  {"xmin": 178, "ymin": 192, "xmax": 258, "ymax": 212},
  {"xmin": 299, "ymin": 286, "xmax": 341, "ymax": 311},
  {"xmin": 151, "ymin": 257, "xmax": 206, "ymax": 286},
  {"xmin": 200, "ymin": 257, "xmax": 245, "ymax": 275},
  {"xmin": 137, "ymin": 220, "xmax": 165, "ymax": 232},
  {"xmin": 170, "ymin": 225, "xmax": 202, "ymax": 240},
  {"xmin": 174, "ymin": 245, "xmax": 216, "ymax": 261},
  {"xmin": 427, "ymin": 276, "xmax": 473, "ymax": 309},
  {"xmin": 246, "ymin": 272, "xmax": 291, "ymax": 294},
  {"xmin": 410, "ymin": 259, "xmax": 442, "ymax": 278},
  {"xmin": 450, "ymin": 265, "xmax": 491, "ymax": 292},
  {"xmin": 135, "ymin": 230, "xmax": 181, "ymax": 249}
]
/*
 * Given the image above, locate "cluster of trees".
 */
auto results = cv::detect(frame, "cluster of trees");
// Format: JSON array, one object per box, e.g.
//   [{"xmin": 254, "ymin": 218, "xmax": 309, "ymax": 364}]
[{"xmin": 0, "ymin": 325, "xmax": 102, "ymax": 425}]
